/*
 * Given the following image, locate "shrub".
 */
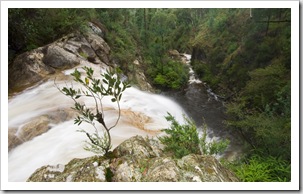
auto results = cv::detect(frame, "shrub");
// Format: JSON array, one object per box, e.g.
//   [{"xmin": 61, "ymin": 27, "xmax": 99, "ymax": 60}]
[
  {"xmin": 233, "ymin": 154, "xmax": 291, "ymax": 182},
  {"xmin": 57, "ymin": 66, "xmax": 130, "ymax": 155},
  {"xmin": 159, "ymin": 113, "xmax": 229, "ymax": 158},
  {"xmin": 149, "ymin": 59, "xmax": 189, "ymax": 90}
]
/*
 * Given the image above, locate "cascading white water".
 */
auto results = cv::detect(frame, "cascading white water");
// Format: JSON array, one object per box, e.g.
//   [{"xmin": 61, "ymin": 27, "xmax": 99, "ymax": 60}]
[
  {"xmin": 183, "ymin": 54, "xmax": 220, "ymax": 101},
  {"xmin": 183, "ymin": 54, "xmax": 202, "ymax": 85},
  {"xmin": 8, "ymin": 61, "xmax": 187, "ymax": 182}
]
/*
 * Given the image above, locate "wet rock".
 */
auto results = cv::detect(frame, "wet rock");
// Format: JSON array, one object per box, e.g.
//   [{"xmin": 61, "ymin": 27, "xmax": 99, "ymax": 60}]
[
  {"xmin": 17, "ymin": 115, "xmax": 50, "ymax": 142},
  {"xmin": 8, "ymin": 108, "xmax": 76, "ymax": 151},
  {"xmin": 8, "ymin": 128, "xmax": 23, "ymax": 151}
]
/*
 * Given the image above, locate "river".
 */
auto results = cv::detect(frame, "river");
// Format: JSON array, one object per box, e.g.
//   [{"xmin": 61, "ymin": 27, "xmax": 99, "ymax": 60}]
[
  {"xmin": 8, "ymin": 56, "xmax": 242, "ymax": 182},
  {"xmin": 164, "ymin": 54, "xmax": 243, "ymax": 160}
]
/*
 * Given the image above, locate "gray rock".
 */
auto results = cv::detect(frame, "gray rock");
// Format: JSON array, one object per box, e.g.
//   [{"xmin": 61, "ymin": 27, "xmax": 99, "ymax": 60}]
[
  {"xmin": 8, "ymin": 24, "xmax": 112, "ymax": 91},
  {"xmin": 112, "ymin": 135, "xmax": 157, "ymax": 159},
  {"xmin": 84, "ymin": 32, "xmax": 110, "ymax": 64},
  {"xmin": 177, "ymin": 154, "xmax": 239, "ymax": 182},
  {"xmin": 144, "ymin": 157, "xmax": 181, "ymax": 182},
  {"xmin": 42, "ymin": 45, "xmax": 80, "ymax": 69},
  {"xmin": 27, "ymin": 156, "xmax": 109, "ymax": 182},
  {"xmin": 8, "ymin": 48, "xmax": 55, "ymax": 90},
  {"xmin": 110, "ymin": 156, "xmax": 142, "ymax": 182},
  {"xmin": 27, "ymin": 135, "xmax": 239, "ymax": 182}
]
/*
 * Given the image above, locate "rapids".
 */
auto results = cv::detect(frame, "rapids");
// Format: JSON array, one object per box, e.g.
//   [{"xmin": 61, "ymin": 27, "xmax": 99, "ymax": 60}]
[{"xmin": 8, "ymin": 61, "xmax": 186, "ymax": 182}]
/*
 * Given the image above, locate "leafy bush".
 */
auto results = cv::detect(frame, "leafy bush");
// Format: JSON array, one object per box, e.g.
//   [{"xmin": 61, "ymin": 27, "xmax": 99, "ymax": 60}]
[
  {"xmin": 57, "ymin": 66, "xmax": 130, "ymax": 155},
  {"xmin": 149, "ymin": 59, "xmax": 189, "ymax": 90},
  {"xmin": 159, "ymin": 113, "xmax": 229, "ymax": 158}
]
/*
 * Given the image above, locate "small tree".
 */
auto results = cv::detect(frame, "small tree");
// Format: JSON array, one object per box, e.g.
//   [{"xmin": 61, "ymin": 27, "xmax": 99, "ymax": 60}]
[
  {"xmin": 57, "ymin": 66, "xmax": 130, "ymax": 155},
  {"xmin": 159, "ymin": 113, "xmax": 229, "ymax": 158}
]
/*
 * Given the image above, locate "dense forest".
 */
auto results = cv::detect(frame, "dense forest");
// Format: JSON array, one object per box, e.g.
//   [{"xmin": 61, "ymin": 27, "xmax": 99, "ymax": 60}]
[{"xmin": 8, "ymin": 8, "xmax": 291, "ymax": 182}]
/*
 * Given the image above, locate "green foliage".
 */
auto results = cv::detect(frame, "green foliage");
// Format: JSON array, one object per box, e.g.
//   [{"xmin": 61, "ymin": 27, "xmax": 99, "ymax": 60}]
[
  {"xmin": 8, "ymin": 8, "xmax": 95, "ymax": 54},
  {"xmin": 148, "ymin": 59, "xmax": 189, "ymax": 90},
  {"xmin": 105, "ymin": 167, "xmax": 114, "ymax": 182},
  {"xmin": 225, "ymin": 61, "xmax": 290, "ymax": 161},
  {"xmin": 58, "ymin": 66, "xmax": 130, "ymax": 155},
  {"xmin": 79, "ymin": 51, "xmax": 89, "ymax": 59},
  {"xmin": 159, "ymin": 113, "xmax": 201, "ymax": 158},
  {"xmin": 191, "ymin": 60, "xmax": 219, "ymax": 87},
  {"xmin": 95, "ymin": 9, "xmax": 138, "ymax": 75},
  {"xmin": 159, "ymin": 113, "xmax": 229, "ymax": 158},
  {"xmin": 200, "ymin": 125, "xmax": 230, "ymax": 156},
  {"xmin": 232, "ymin": 154, "xmax": 291, "ymax": 182}
]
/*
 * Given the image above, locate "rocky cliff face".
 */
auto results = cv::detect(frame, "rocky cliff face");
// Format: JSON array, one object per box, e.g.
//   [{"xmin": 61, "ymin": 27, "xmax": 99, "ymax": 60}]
[
  {"xmin": 8, "ymin": 22, "xmax": 153, "ymax": 93},
  {"xmin": 27, "ymin": 135, "xmax": 239, "ymax": 182},
  {"xmin": 8, "ymin": 23, "xmax": 111, "ymax": 92}
]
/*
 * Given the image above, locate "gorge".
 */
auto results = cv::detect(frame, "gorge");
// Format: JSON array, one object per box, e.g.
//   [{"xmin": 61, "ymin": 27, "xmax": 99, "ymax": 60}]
[
  {"xmin": 6, "ymin": 7, "xmax": 292, "ymax": 183},
  {"xmin": 8, "ymin": 23, "xmax": 240, "ymax": 182}
]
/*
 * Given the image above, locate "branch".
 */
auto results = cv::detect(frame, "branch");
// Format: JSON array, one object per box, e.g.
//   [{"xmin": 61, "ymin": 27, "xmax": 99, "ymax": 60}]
[{"xmin": 109, "ymin": 99, "xmax": 121, "ymax": 131}]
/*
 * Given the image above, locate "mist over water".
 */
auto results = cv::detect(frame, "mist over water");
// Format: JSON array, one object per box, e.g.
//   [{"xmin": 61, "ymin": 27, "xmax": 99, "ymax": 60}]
[{"xmin": 8, "ymin": 61, "xmax": 187, "ymax": 182}]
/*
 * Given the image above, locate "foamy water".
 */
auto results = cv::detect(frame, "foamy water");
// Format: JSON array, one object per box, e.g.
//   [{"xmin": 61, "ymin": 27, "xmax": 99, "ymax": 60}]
[{"xmin": 8, "ymin": 61, "xmax": 187, "ymax": 182}]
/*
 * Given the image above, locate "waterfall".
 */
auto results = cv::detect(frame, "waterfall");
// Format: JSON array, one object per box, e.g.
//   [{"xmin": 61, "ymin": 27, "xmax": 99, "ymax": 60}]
[
  {"xmin": 8, "ymin": 61, "xmax": 187, "ymax": 182},
  {"xmin": 183, "ymin": 54, "xmax": 202, "ymax": 85}
]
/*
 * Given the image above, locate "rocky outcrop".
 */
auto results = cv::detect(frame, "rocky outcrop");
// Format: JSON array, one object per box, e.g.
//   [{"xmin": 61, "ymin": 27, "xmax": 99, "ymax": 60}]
[
  {"xmin": 8, "ymin": 108, "xmax": 76, "ymax": 151},
  {"xmin": 42, "ymin": 45, "xmax": 80, "ymax": 69},
  {"xmin": 27, "ymin": 135, "xmax": 239, "ymax": 182},
  {"xmin": 8, "ymin": 48, "xmax": 55, "ymax": 90},
  {"xmin": 8, "ymin": 23, "xmax": 110, "ymax": 91},
  {"xmin": 168, "ymin": 49, "xmax": 181, "ymax": 59},
  {"xmin": 84, "ymin": 32, "xmax": 111, "ymax": 64},
  {"xmin": 127, "ymin": 59, "xmax": 154, "ymax": 92}
]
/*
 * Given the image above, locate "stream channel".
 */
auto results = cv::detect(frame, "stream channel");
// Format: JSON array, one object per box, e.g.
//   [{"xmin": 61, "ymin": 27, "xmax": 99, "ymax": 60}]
[{"xmin": 8, "ymin": 55, "xmax": 243, "ymax": 182}]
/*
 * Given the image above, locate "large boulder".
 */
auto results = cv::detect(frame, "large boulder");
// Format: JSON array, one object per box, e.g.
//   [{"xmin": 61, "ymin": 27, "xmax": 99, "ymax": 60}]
[
  {"xmin": 9, "ymin": 26, "xmax": 111, "ymax": 91},
  {"xmin": 42, "ymin": 45, "xmax": 80, "ymax": 69},
  {"xmin": 8, "ymin": 48, "xmax": 55, "ymax": 90},
  {"xmin": 27, "ymin": 135, "xmax": 239, "ymax": 182}
]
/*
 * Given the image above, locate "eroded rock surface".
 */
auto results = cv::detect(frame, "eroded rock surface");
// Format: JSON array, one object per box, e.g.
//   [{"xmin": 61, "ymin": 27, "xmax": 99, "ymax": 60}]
[
  {"xmin": 9, "ymin": 23, "xmax": 110, "ymax": 91},
  {"xmin": 27, "ymin": 135, "xmax": 239, "ymax": 182}
]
